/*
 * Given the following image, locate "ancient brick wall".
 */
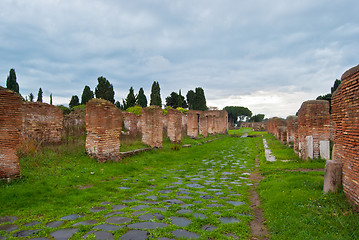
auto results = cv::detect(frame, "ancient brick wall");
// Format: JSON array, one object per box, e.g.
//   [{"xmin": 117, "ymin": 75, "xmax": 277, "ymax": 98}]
[
  {"xmin": 123, "ymin": 112, "xmax": 139, "ymax": 136},
  {"xmin": 298, "ymin": 100, "xmax": 330, "ymax": 160},
  {"xmin": 204, "ymin": 110, "xmax": 228, "ymax": 134},
  {"xmin": 141, "ymin": 106, "xmax": 163, "ymax": 148},
  {"xmin": 240, "ymin": 122, "xmax": 267, "ymax": 131},
  {"xmin": 331, "ymin": 64, "xmax": 359, "ymax": 209},
  {"xmin": 187, "ymin": 110, "xmax": 201, "ymax": 138},
  {"xmin": 166, "ymin": 108, "xmax": 183, "ymax": 144},
  {"xmin": 267, "ymin": 117, "xmax": 286, "ymax": 139},
  {"xmin": 286, "ymin": 116, "xmax": 298, "ymax": 150},
  {"xmin": 278, "ymin": 126, "xmax": 287, "ymax": 145},
  {"xmin": 22, "ymin": 102, "xmax": 63, "ymax": 143},
  {"xmin": 0, "ymin": 87, "xmax": 22, "ymax": 180},
  {"xmin": 86, "ymin": 99, "xmax": 122, "ymax": 162},
  {"xmin": 199, "ymin": 114, "xmax": 208, "ymax": 137},
  {"xmin": 63, "ymin": 107, "xmax": 86, "ymax": 138}
]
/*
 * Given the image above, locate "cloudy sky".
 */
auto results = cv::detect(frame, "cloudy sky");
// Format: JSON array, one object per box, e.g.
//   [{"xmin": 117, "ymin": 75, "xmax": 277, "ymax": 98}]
[{"xmin": 1, "ymin": 0, "xmax": 358, "ymax": 118}]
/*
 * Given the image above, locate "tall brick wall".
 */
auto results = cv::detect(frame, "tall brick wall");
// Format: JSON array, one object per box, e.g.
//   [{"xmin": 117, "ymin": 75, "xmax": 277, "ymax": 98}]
[
  {"xmin": 199, "ymin": 114, "xmax": 208, "ymax": 137},
  {"xmin": 267, "ymin": 117, "xmax": 286, "ymax": 139},
  {"xmin": 331, "ymin": 64, "xmax": 359, "ymax": 209},
  {"xmin": 141, "ymin": 106, "xmax": 163, "ymax": 148},
  {"xmin": 86, "ymin": 99, "xmax": 122, "ymax": 162},
  {"xmin": 123, "ymin": 112, "xmax": 139, "ymax": 136},
  {"xmin": 278, "ymin": 126, "xmax": 287, "ymax": 145},
  {"xmin": 298, "ymin": 100, "xmax": 330, "ymax": 160},
  {"xmin": 0, "ymin": 87, "xmax": 22, "ymax": 180},
  {"xmin": 187, "ymin": 110, "xmax": 201, "ymax": 138},
  {"xmin": 166, "ymin": 109, "xmax": 183, "ymax": 144},
  {"xmin": 22, "ymin": 102, "xmax": 63, "ymax": 143},
  {"xmin": 286, "ymin": 116, "xmax": 298, "ymax": 150},
  {"xmin": 204, "ymin": 110, "xmax": 228, "ymax": 134}
]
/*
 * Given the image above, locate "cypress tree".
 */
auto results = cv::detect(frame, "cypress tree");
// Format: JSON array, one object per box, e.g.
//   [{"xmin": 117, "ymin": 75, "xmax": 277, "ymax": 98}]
[
  {"xmin": 6, "ymin": 68, "xmax": 19, "ymax": 94},
  {"xmin": 150, "ymin": 81, "xmax": 162, "ymax": 107},
  {"xmin": 95, "ymin": 76, "xmax": 115, "ymax": 103},
  {"xmin": 194, "ymin": 87, "xmax": 207, "ymax": 111},
  {"xmin": 50, "ymin": 93, "xmax": 53, "ymax": 105},
  {"xmin": 137, "ymin": 88, "xmax": 147, "ymax": 107},
  {"xmin": 69, "ymin": 95, "xmax": 80, "ymax": 108},
  {"xmin": 81, "ymin": 85, "xmax": 94, "ymax": 105},
  {"xmin": 37, "ymin": 88, "xmax": 43, "ymax": 102},
  {"xmin": 29, "ymin": 93, "xmax": 34, "ymax": 102},
  {"xmin": 124, "ymin": 87, "xmax": 136, "ymax": 109},
  {"xmin": 186, "ymin": 90, "xmax": 195, "ymax": 109}
]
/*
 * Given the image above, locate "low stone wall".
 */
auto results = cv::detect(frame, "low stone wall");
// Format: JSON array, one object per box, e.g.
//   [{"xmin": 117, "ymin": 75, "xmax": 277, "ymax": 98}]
[
  {"xmin": 141, "ymin": 106, "xmax": 163, "ymax": 148},
  {"xmin": 86, "ymin": 99, "xmax": 122, "ymax": 162},
  {"xmin": 22, "ymin": 102, "xmax": 63, "ymax": 143},
  {"xmin": 0, "ymin": 87, "xmax": 22, "ymax": 180}
]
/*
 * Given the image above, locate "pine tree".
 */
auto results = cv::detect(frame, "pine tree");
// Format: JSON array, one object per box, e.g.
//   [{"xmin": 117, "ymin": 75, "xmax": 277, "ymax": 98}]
[
  {"xmin": 29, "ymin": 93, "xmax": 34, "ymax": 102},
  {"xmin": 124, "ymin": 87, "xmax": 136, "ymax": 109},
  {"xmin": 69, "ymin": 95, "xmax": 80, "ymax": 108},
  {"xmin": 6, "ymin": 69, "xmax": 19, "ymax": 94},
  {"xmin": 136, "ymin": 88, "xmax": 147, "ymax": 107},
  {"xmin": 165, "ymin": 92, "xmax": 179, "ymax": 108},
  {"xmin": 50, "ymin": 93, "xmax": 53, "ymax": 105},
  {"xmin": 81, "ymin": 85, "xmax": 94, "ymax": 105},
  {"xmin": 95, "ymin": 76, "xmax": 115, "ymax": 103},
  {"xmin": 37, "ymin": 88, "xmax": 43, "ymax": 102},
  {"xmin": 150, "ymin": 81, "xmax": 162, "ymax": 107}
]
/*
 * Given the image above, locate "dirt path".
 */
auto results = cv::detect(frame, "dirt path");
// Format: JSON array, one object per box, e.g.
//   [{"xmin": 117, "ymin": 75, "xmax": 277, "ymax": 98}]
[{"xmin": 249, "ymin": 158, "xmax": 269, "ymax": 240}]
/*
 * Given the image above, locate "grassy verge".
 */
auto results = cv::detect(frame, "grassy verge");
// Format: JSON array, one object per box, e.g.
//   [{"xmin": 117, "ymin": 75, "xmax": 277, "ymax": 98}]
[{"xmin": 256, "ymin": 131, "xmax": 359, "ymax": 240}]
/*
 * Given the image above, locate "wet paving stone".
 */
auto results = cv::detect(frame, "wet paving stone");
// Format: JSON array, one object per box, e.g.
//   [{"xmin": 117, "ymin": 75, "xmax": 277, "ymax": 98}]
[
  {"xmin": 0, "ymin": 216, "xmax": 17, "ymax": 224},
  {"xmin": 61, "ymin": 214, "xmax": 83, "ymax": 221},
  {"xmin": 105, "ymin": 211, "xmax": 125, "ymax": 217},
  {"xmin": 220, "ymin": 217, "xmax": 241, "ymax": 223},
  {"xmin": 146, "ymin": 195, "xmax": 157, "ymax": 200},
  {"xmin": 13, "ymin": 229, "xmax": 41, "ymax": 238},
  {"xmin": 46, "ymin": 221, "xmax": 63, "ymax": 228},
  {"xmin": 83, "ymin": 230, "xmax": 114, "ymax": 240},
  {"xmin": 120, "ymin": 230, "xmax": 149, "ymax": 240},
  {"xmin": 127, "ymin": 222, "xmax": 169, "ymax": 229},
  {"xmin": 93, "ymin": 224, "xmax": 122, "ymax": 231},
  {"xmin": 186, "ymin": 183, "xmax": 204, "ymax": 188},
  {"xmin": 201, "ymin": 224, "xmax": 217, "ymax": 231},
  {"xmin": 138, "ymin": 213, "xmax": 164, "ymax": 221},
  {"xmin": 90, "ymin": 207, "xmax": 107, "ymax": 213},
  {"xmin": 171, "ymin": 229, "xmax": 200, "ymax": 239},
  {"xmin": 170, "ymin": 217, "xmax": 192, "ymax": 227},
  {"xmin": 25, "ymin": 221, "xmax": 41, "ymax": 227},
  {"xmin": 50, "ymin": 228, "xmax": 78, "ymax": 240},
  {"xmin": 105, "ymin": 216, "xmax": 132, "ymax": 225},
  {"xmin": 153, "ymin": 207, "xmax": 167, "ymax": 212},
  {"xmin": 0, "ymin": 224, "xmax": 18, "ymax": 232},
  {"xmin": 73, "ymin": 220, "xmax": 97, "ymax": 226}
]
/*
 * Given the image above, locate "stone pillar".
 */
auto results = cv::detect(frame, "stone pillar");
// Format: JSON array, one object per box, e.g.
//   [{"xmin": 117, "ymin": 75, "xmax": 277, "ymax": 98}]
[
  {"xmin": 0, "ymin": 87, "xmax": 22, "ymax": 180},
  {"xmin": 199, "ymin": 114, "xmax": 208, "ymax": 137},
  {"xmin": 141, "ymin": 106, "xmax": 163, "ymax": 148},
  {"xmin": 86, "ymin": 99, "xmax": 122, "ymax": 162},
  {"xmin": 324, "ymin": 159, "xmax": 343, "ymax": 193},
  {"xmin": 22, "ymin": 102, "xmax": 63, "ymax": 143},
  {"xmin": 186, "ymin": 110, "xmax": 201, "ymax": 138},
  {"xmin": 166, "ymin": 108, "xmax": 183, "ymax": 144},
  {"xmin": 297, "ymin": 100, "xmax": 330, "ymax": 160},
  {"xmin": 123, "ymin": 112, "xmax": 139, "ymax": 136}
]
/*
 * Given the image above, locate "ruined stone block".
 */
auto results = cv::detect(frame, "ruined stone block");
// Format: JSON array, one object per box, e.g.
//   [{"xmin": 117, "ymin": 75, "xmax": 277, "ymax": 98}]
[
  {"xmin": 141, "ymin": 106, "xmax": 163, "ymax": 148},
  {"xmin": 86, "ymin": 99, "xmax": 122, "ymax": 162},
  {"xmin": 22, "ymin": 102, "xmax": 63, "ymax": 143},
  {"xmin": 166, "ymin": 108, "xmax": 183, "ymax": 144},
  {"xmin": 297, "ymin": 100, "xmax": 330, "ymax": 160},
  {"xmin": 319, "ymin": 140, "xmax": 330, "ymax": 160},
  {"xmin": 324, "ymin": 160, "xmax": 343, "ymax": 193},
  {"xmin": 0, "ymin": 87, "xmax": 22, "ymax": 180}
]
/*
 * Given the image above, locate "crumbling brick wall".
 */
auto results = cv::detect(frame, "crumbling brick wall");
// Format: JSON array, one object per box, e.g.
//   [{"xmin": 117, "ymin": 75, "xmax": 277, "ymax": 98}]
[
  {"xmin": 199, "ymin": 114, "xmax": 208, "ymax": 137},
  {"xmin": 86, "ymin": 99, "xmax": 122, "ymax": 162},
  {"xmin": 204, "ymin": 110, "xmax": 228, "ymax": 134},
  {"xmin": 187, "ymin": 110, "xmax": 201, "ymax": 138},
  {"xmin": 267, "ymin": 117, "xmax": 286, "ymax": 140},
  {"xmin": 286, "ymin": 116, "xmax": 298, "ymax": 150},
  {"xmin": 141, "ymin": 106, "xmax": 163, "ymax": 148},
  {"xmin": 331, "ymin": 64, "xmax": 359, "ymax": 209},
  {"xmin": 22, "ymin": 102, "xmax": 63, "ymax": 143},
  {"xmin": 298, "ymin": 100, "xmax": 330, "ymax": 160},
  {"xmin": 240, "ymin": 122, "xmax": 267, "ymax": 131},
  {"xmin": 166, "ymin": 108, "xmax": 183, "ymax": 143},
  {"xmin": 123, "ymin": 112, "xmax": 139, "ymax": 136},
  {"xmin": 278, "ymin": 126, "xmax": 287, "ymax": 145},
  {"xmin": 0, "ymin": 87, "xmax": 22, "ymax": 180},
  {"xmin": 63, "ymin": 107, "xmax": 86, "ymax": 139}
]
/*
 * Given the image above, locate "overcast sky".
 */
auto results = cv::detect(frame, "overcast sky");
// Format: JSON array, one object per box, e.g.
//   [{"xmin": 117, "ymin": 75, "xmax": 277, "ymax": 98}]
[{"xmin": 1, "ymin": 0, "xmax": 358, "ymax": 118}]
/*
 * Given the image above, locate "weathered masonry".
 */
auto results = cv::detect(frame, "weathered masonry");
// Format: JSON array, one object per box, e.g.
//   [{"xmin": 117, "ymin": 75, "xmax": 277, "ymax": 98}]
[
  {"xmin": 286, "ymin": 116, "xmax": 298, "ymax": 150},
  {"xmin": 141, "ymin": 106, "xmax": 163, "ymax": 148},
  {"xmin": 298, "ymin": 100, "xmax": 331, "ymax": 160},
  {"xmin": 166, "ymin": 108, "xmax": 183, "ymax": 144},
  {"xmin": 0, "ymin": 87, "xmax": 22, "ymax": 180},
  {"xmin": 86, "ymin": 99, "xmax": 122, "ymax": 162},
  {"xmin": 123, "ymin": 112, "xmax": 140, "ymax": 136},
  {"xmin": 22, "ymin": 102, "xmax": 63, "ymax": 143},
  {"xmin": 329, "ymin": 64, "xmax": 359, "ymax": 208}
]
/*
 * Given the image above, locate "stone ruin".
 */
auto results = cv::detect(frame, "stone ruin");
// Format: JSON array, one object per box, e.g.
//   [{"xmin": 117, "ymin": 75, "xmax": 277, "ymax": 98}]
[
  {"xmin": 0, "ymin": 87, "xmax": 22, "ymax": 180},
  {"xmin": 267, "ymin": 117, "xmax": 286, "ymax": 140},
  {"xmin": 326, "ymin": 64, "xmax": 359, "ymax": 208},
  {"xmin": 166, "ymin": 108, "xmax": 183, "ymax": 144},
  {"xmin": 297, "ymin": 100, "xmax": 331, "ymax": 160},
  {"xmin": 63, "ymin": 107, "xmax": 86, "ymax": 140},
  {"xmin": 186, "ymin": 110, "xmax": 202, "ymax": 138},
  {"xmin": 286, "ymin": 116, "xmax": 298, "ymax": 151},
  {"xmin": 141, "ymin": 106, "xmax": 163, "ymax": 148},
  {"xmin": 123, "ymin": 112, "xmax": 140, "ymax": 136},
  {"xmin": 240, "ymin": 122, "xmax": 267, "ymax": 131},
  {"xmin": 86, "ymin": 99, "xmax": 122, "ymax": 162},
  {"xmin": 22, "ymin": 102, "xmax": 63, "ymax": 143}
]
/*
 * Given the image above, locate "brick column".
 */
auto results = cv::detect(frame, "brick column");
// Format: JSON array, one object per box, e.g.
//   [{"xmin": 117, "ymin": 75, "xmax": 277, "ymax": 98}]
[
  {"xmin": 166, "ymin": 108, "xmax": 183, "ymax": 144},
  {"xmin": 141, "ymin": 106, "xmax": 163, "ymax": 148}
]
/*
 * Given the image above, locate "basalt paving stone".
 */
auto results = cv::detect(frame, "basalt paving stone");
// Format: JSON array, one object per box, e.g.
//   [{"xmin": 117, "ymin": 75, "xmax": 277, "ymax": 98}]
[
  {"xmin": 100, "ymin": 201, "xmax": 113, "ymax": 205},
  {"xmin": 157, "ymin": 238, "xmax": 174, "ymax": 240},
  {"xmin": 105, "ymin": 217, "xmax": 132, "ymax": 225},
  {"xmin": 177, "ymin": 196, "xmax": 193, "ymax": 199},
  {"xmin": 0, "ymin": 224, "xmax": 18, "ymax": 232},
  {"xmin": 73, "ymin": 220, "xmax": 97, "ymax": 226},
  {"xmin": 146, "ymin": 195, "xmax": 157, "ymax": 200},
  {"xmin": 90, "ymin": 207, "xmax": 107, "ymax": 213},
  {"xmin": 138, "ymin": 213, "xmax": 164, "ymax": 221},
  {"xmin": 132, "ymin": 211, "xmax": 146, "ymax": 216},
  {"xmin": 193, "ymin": 201, "xmax": 202, "ymax": 204},
  {"xmin": 24, "ymin": 221, "xmax": 42, "ymax": 227},
  {"xmin": 13, "ymin": 229, "xmax": 41, "ymax": 238},
  {"xmin": 180, "ymin": 204, "xmax": 193, "ymax": 209},
  {"xmin": 177, "ymin": 190, "xmax": 191, "ymax": 195},
  {"xmin": 158, "ymin": 190, "xmax": 172, "ymax": 194},
  {"xmin": 131, "ymin": 205, "xmax": 150, "ymax": 210},
  {"xmin": 30, "ymin": 238, "xmax": 50, "ymax": 240},
  {"xmin": 83, "ymin": 230, "xmax": 114, "ymax": 240},
  {"xmin": 224, "ymin": 233, "xmax": 239, "ymax": 239},
  {"xmin": 118, "ymin": 187, "xmax": 131, "ymax": 190},
  {"xmin": 46, "ymin": 221, "xmax": 63, "ymax": 228},
  {"xmin": 220, "ymin": 217, "xmax": 241, "ymax": 224},
  {"xmin": 141, "ymin": 200, "xmax": 160, "ymax": 205},
  {"xmin": 200, "ymin": 195, "xmax": 214, "ymax": 199},
  {"xmin": 170, "ymin": 217, "xmax": 192, "ymax": 227},
  {"xmin": 201, "ymin": 225, "xmax": 217, "ymax": 231},
  {"xmin": 50, "ymin": 228, "xmax": 78, "ymax": 240},
  {"xmin": 227, "ymin": 201, "xmax": 246, "ymax": 206},
  {"xmin": 93, "ymin": 224, "xmax": 122, "ymax": 231},
  {"xmin": 112, "ymin": 204, "xmax": 127, "ymax": 210},
  {"xmin": 61, "ymin": 214, "xmax": 84, "ymax": 221},
  {"xmin": 206, "ymin": 204, "xmax": 224, "ymax": 208},
  {"xmin": 193, "ymin": 213, "xmax": 206, "ymax": 219},
  {"xmin": 105, "ymin": 211, "xmax": 125, "ymax": 217},
  {"xmin": 153, "ymin": 207, "xmax": 168, "ymax": 212},
  {"xmin": 120, "ymin": 230, "xmax": 149, "ymax": 240},
  {"xmin": 127, "ymin": 222, "xmax": 169, "ymax": 229},
  {"xmin": 186, "ymin": 183, "xmax": 204, "ymax": 188},
  {"xmin": 0, "ymin": 216, "xmax": 17, "ymax": 224},
  {"xmin": 177, "ymin": 209, "xmax": 192, "ymax": 214},
  {"xmin": 164, "ymin": 199, "xmax": 184, "ymax": 204},
  {"xmin": 122, "ymin": 200, "xmax": 137, "ymax": 203},
  {"xmin": 171, "ymin": 229, "xmax": 200, "ymax": 239}
]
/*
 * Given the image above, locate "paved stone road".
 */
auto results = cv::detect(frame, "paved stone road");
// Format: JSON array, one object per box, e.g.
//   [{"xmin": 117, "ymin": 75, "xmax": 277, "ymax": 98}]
[{"xmin": 0, "ymin": 144, "xmax": 254, "ymax": 239}]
